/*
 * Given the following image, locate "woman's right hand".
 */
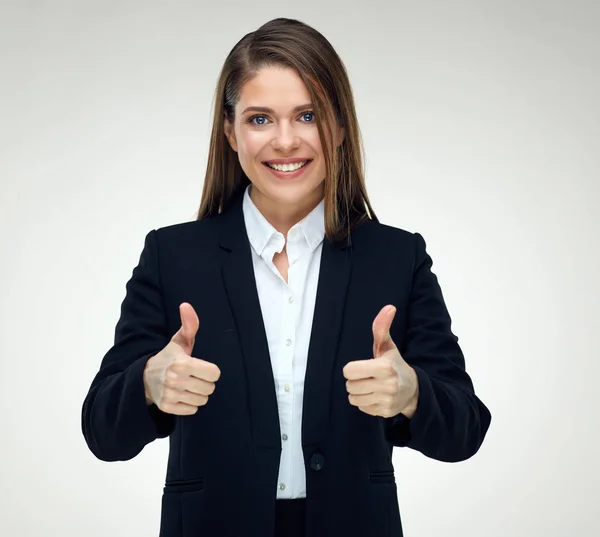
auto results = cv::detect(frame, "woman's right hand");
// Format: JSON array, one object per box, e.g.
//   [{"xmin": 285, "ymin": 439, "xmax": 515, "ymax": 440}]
[{"xmin": 143, "ymin": 302, "xmax": 221, "ymax": 415}]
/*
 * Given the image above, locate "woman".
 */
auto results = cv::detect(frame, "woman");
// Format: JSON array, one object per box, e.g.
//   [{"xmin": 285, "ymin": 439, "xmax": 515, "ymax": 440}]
[{"xmin": 81, "ymin": 17, "xmax": 491, "ymax": 537}]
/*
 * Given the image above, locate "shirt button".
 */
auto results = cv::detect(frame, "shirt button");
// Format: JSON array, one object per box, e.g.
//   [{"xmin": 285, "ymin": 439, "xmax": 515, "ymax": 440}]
[
  {"xmin": 290, "ymin": 229, "xmax": 297, "ymax": 236},
  {"xmin": 282, "ymin": 434, "xmax": 288, "ymax": 441},
  {"xmin": 279, "ymin": 483, "xmax": 286, "ymax": 490},
  {"xmin": 286, "ymin": 338, "xmax": 292, "ymax": 346},
  {"xmin": 284, "ymin": 384, "xmax": 291, "ymax": 392},
  {"xmin": 288, "ymin": 296, "xmax": 294, "ymax": 303}
]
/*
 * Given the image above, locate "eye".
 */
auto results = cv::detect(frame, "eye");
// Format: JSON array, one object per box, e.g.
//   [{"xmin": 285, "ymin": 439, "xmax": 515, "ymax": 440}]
[
  {"xmin": 246, "ymin": 111, "xmax": 316, "ymax": 127},
  {"xmin": 248, "ymin": 115, "xmax": 269, "ymax": 126},
  {"xmin": 300, "ymin": 111, "xmax": 315, "ymax": 122}
]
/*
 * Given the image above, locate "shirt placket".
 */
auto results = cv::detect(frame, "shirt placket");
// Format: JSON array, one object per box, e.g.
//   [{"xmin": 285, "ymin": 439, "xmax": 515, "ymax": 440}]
[{"xmin": 279, "ymin": 228, "xmax": 302, "ymax": 497}]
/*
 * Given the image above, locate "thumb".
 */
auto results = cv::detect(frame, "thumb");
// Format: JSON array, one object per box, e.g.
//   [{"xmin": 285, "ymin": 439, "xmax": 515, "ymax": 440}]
[
  {"xmin": 172, "ymin": 302, "xmax": 199, "ymax": 354},
  {"xmin": 372, "ymin": 305, "xmax": 397, "ymax": 358}
]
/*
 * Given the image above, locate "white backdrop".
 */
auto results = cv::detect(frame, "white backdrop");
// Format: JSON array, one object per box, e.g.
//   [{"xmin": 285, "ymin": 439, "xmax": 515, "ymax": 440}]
[{"xmin": 1, "ymin": 1, "xmax": 598, "ymax": 536}]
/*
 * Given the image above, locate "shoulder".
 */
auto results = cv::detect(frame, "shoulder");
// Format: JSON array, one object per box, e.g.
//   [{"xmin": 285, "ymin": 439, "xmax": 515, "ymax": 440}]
[
  {"xmin": 148, "ymin": 217, "xmax": 220, "ymax": 253},
  {"xmin": 156, "ymin": 216, "xmax": 220, "ymax": 237},
  {"xmin": 352, "ymin": 219, "xmax": 425, "ymax": 253}
]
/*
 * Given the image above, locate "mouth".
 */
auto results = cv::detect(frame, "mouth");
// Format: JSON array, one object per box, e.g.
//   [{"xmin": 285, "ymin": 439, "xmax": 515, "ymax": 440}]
[{"xmin": 262, "ymin": 159, "xmax": 313, "ymax": 179}]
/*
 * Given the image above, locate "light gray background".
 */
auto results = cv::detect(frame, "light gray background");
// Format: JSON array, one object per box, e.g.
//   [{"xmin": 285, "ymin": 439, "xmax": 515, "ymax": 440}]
[{"xmin": 1, "ymin": 1, "xmax": 598, "ymax": 536}]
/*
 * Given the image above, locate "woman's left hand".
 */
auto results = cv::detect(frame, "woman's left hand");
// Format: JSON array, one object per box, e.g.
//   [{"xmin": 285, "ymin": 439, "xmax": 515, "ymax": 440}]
[{"xmin": 343, "ymin": 305, "xmax": 419, "ymax": 419}]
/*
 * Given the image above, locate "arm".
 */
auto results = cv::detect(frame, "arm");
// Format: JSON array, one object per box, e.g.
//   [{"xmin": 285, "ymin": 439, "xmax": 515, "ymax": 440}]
[
  {"xmin": 81, "ymin": 229, "xmax": 176, "ymax": 462},
  {"xmin": 385, "ymin": 232, "xmax": 492, "ymax": 462}
]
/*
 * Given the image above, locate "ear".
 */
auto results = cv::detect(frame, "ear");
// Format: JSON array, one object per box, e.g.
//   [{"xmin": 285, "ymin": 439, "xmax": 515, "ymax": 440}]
[
  {"xmin": 335, "ymin": 126, "xmax": 345, "ymax": 148},
  {"xmin": 331, "ymin": 121, "xmax": 345, "ymax": 149},
  {"xmin": 223, "ymin": 111, "xmax": 238, "ymax": 152}
]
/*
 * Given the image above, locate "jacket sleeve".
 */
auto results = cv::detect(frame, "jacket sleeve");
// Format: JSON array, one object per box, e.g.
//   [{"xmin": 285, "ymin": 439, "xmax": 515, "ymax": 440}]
[
  {"xmin": 81, "ymin": 229, "xmax": 176, "ymax": 462},
  {"xmin": 384, "ymin": 232, "xmax": 492, "ymax": 462}
]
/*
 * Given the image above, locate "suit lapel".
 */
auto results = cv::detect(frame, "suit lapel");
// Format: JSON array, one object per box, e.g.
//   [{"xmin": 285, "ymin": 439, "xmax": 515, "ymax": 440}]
[
  {"xmin": 219, "ymin": 193, "xmax": 280, "ymax": 449},
  {"xmin": 217, "ymin": 192, "xmax": 353, "ymax": 450},
  {"xmin": 302, "ymin": 237, "xmax": 352, "ymax": 447}
]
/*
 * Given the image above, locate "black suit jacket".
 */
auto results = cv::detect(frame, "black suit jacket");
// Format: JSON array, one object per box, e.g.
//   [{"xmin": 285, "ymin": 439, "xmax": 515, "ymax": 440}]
[{"xmin": 81, "ymin": 191, "xmax": 491, "ymax": 537}]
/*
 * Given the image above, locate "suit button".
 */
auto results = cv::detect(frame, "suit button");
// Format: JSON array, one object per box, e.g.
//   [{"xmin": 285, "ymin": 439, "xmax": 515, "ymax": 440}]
[{"xmin": 310, "ymin": 453, "xmax": 325, "ymax": 471}]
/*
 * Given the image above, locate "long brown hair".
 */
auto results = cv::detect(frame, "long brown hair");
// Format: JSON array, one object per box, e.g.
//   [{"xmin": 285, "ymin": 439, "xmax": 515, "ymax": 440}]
[{"xmin": 196, "ymin": 17, "xmax": 378, "ymax": 244}]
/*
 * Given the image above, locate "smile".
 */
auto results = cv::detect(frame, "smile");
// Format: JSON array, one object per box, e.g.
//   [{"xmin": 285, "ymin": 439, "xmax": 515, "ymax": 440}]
[
  {"xmin": 264, "ymin": 160, "xmax": 311, "ymax": 172},
  {"xmin": 262, "ymin": 159, "xmax": 313, "ymax": 180}
]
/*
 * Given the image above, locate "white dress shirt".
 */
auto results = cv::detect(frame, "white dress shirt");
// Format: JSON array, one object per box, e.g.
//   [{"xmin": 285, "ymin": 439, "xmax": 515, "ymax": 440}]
[{"xmin": 242, "ymin": 184, "xmax": 324, "ymax": 499}]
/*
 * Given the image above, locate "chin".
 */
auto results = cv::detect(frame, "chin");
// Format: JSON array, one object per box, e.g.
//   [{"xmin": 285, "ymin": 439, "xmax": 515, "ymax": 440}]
[
  {"xmin": 264, "ymin": 182, "xmax": 323, "ymax": 205},
  {"xmin": 249, "ymin": 168, "xmax": 320, "ymax": 200}
]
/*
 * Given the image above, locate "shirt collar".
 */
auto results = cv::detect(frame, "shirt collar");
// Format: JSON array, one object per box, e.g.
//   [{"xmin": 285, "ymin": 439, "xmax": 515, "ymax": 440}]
[{"xmin": 242, "ymin": 184, "xmax": 325, "ymax": 256}]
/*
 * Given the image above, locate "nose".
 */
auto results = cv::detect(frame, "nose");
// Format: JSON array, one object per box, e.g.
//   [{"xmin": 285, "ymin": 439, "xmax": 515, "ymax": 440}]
[{"xmin": 271, "ymin": 121, "xmax": 301, "ymax": 153}]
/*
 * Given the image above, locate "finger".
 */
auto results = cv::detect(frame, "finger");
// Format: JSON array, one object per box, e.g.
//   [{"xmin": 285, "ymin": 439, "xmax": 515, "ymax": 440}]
[
  {"xmin": 186, "ymin": 358, "xmax": 221, "ymax": 383},
  {"xmin": 167, "ymin": 358, "xmax": 221, "ymax": 384},
  {"xmin": 358, "ymin": 404, "xmax": 381, "ymax": 417},
  {"xmin": 343, "ymin": 359, "xmax": 378, "ymax": 381},
  {"xmin": 161, "ymin": 401, "xmax": 200, "ymax": 416},
  {"xmin": 372, "ymin": 305, "xmax": 397, "ymax": 358},
  {"xmin": 346, "ymin": 378, "xmax": 377, "ymax": 395},
  {"xmin": 342, "ymin": 360, "xmax": 373, "ymax": 380},
  {"xmin": 180, "ymin": 302, "xmax": 200, "ymax": 349},
  {"xmin": 346, "ymin": 374, "xmax": 386, "ymax": 395},
  {"xmin": 162, "ymin": 379, "xmax": 210, "ymax": 408},
  {"xmin": 349, "ymin": 392, "xmax": 384, "ymax": 407},
  {"xmin": 172, "ymin": 302, "xmax": 199, "ymax": 354},
  {"xmin": 177, "ymin": 390, "xmax": 209, "ymax": 408},
  {"xmin": 179, "ymin": 376, "xmax": 216, "ymax": 397}
]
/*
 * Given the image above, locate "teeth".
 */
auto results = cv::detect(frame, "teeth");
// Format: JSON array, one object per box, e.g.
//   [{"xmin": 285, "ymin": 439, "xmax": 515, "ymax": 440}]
[{"xmin": 267, "ymin": 160, "xmax": 308, "ymax": 172}]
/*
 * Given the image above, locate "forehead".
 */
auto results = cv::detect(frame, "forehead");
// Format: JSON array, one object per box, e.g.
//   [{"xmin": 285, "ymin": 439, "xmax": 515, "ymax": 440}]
[{"xmin": 237, "ymin": 66, "xmax": 311, "ymax": 110}]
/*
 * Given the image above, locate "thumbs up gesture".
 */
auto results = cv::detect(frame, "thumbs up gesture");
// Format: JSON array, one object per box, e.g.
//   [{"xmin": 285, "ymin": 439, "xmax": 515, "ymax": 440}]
[
  {"xmin": 142, "ymin": 302, "xmax": 221, "ymax": 415},
  {"xmin": 342, "ymin": 305, "xmax": 419, "ymax": 419}
]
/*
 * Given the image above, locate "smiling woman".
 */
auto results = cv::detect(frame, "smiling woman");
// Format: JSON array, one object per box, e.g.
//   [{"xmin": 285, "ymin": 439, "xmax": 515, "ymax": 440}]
[
  {"xmin": 197, "ymin": 18, "xmax": 375, "ymax": 245},
  {"xmin": 81, "ymin": 16, "xmax": 491, "ymax": 537},
  {"xmin": 223, "ymin": 66, "xmax": 333, "ymax": 221}
]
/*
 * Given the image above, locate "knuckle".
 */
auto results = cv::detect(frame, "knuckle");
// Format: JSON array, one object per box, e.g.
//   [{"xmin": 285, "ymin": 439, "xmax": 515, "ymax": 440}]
[
  {"xmin": 160, "ymin": 392, "xmax": 174, "ymax": 405},
  {"xmin": 164, "ymin": 376, "xmax": 178, "ymax": 389},
  {"xmin": 169, "ymin": 361, "xmax": 186, "ymax": 374}
]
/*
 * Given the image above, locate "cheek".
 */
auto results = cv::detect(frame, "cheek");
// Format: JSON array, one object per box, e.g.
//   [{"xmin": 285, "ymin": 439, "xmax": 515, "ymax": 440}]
[
  {"xmin": 309, "ymin": 130, "xmax": 324, "ymax": 151},
  {"xmin": 308, "ymin": 131, "xmax": 327, "ymax": 164},
  {"xmin": 236, "ymin": 130, "xmax": 265, "ymax": 160}
]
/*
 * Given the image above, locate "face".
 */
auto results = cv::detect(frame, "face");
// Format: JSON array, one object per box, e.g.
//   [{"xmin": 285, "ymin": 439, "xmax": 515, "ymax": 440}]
[{"xmin": 224, "ymin": 66, "xmax": 343, "ymax": 216}]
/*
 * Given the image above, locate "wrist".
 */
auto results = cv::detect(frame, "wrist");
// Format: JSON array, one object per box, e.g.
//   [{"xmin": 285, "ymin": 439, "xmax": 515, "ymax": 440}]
[
  {"xmin": 143, "ymin": 359, "xmax": 154, "ymax": 406},
  {"xmin": 400, "ymin": 368, "xmax": 419, "ymax": 419}
]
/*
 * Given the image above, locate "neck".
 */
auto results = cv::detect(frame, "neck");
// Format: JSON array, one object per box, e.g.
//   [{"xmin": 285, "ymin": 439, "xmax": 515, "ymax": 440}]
[{"xmin": 249, "ymin": 184, "xmax": 324, "ymax": 236}]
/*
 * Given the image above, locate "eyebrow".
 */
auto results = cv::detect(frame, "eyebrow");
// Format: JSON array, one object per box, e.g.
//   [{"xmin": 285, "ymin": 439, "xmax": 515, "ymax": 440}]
[{"xmin": 241, "ymin": 104, "xmax": 313, "ymax": 115}]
